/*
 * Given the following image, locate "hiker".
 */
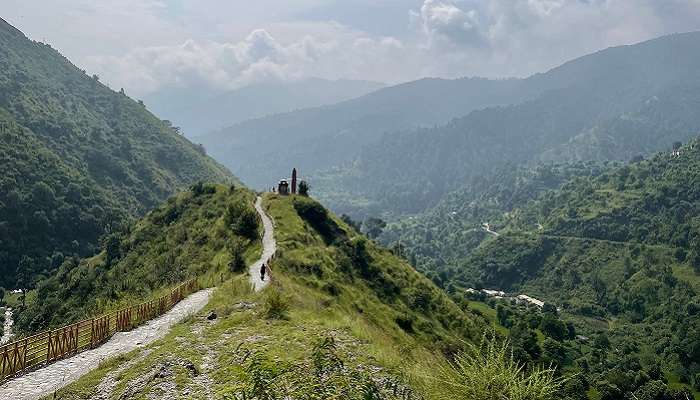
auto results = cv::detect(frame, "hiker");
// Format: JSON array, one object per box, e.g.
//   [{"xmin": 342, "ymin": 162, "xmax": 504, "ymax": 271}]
[{"xmin": 260, "ymin": 263, "xmax": 266, "ymax": 281}]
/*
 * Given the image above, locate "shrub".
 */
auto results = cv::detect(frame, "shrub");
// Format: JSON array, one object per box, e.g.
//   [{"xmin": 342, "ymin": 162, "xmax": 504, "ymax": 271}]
[
  {"xmin": 298, "ymin": 180, "xmax": 309, "ymax": 196},
  {"xmin": 263, "ymin": 290, "xmax": 290, "ymax": 320},
  {"xmin": 228, "ymin": 242, "xmax": 246, "ymax": 273},
  {"xmin": 425, "ymin": 333, "xmax": 564, "ymax": 400},
  {"xmin": 225, "ymin": 202, "xmax": 260, "ymax": 240},
  {"xmin": 293, "ymin": 198, "xmax": 341, "ymax": 243}
]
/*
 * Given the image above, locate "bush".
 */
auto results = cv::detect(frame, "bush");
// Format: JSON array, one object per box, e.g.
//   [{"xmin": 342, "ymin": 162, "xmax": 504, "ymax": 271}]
[
  {"xmin": 293, "ymin": 198, "xmax": 341, "ymax": 243},
  {"xmin": 228, "ymin": 241, "xmax": 246, "ymax": 273},
  {"xmin": 225, "ymin": 202, "xmax": 259, "ymax": 240},
  {"xmin": 263, "ymin": 290, "xmax": 290, "ymax": 320},
  {"xmin": 298, "ymin": 180, "xmax": 309, "ymax": 196},
  {"xmin": 426, "ymin": 333, "xmax": 564, "ymax": 400}
]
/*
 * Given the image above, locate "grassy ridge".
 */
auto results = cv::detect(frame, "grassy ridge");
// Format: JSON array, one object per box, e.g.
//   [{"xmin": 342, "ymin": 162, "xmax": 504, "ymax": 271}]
[
  {"xmin": 16, "ymin": 184, "xmax": 259, "ymax": 333},
  {"xmin": 47, "ymin": 193, "xmax": 496, "ymax": 399}
]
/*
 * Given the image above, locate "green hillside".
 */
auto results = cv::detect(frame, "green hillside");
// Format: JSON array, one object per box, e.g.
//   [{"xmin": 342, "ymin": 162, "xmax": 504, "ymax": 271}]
[
  {"xmin": 41, "ymin": 192, "xmax": 524, "ymax": 399},
  {"xmin": 415, "ymin": 140, "xmax": 700, "ymax": 399},
  {"xmin": 16, "ymin": 183, "xmax": 259, "ymax": 333},
  {"xmin": 0, "ymin": 18, "xmax": 235, "ymax": 289}
]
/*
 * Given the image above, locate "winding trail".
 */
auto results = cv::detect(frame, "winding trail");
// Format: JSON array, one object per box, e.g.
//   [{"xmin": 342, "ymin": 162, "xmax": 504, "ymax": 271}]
[
  {"xmin": 0, "ymin": 289, "xmax": 213, "ymax": 400},
  {"xmin": 482, "ymin": 222, "xmax": 500, "ymax": 237},
  {"xmin": 250, "ymin": 196, "xmax": 276, "ymax": 292},
  {"xmin": 0, "ymin": 196, "xmax": 277, "ymax": 399}
]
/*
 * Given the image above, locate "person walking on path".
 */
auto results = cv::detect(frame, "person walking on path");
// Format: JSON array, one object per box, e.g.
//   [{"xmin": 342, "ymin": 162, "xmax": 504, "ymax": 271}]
[{"xmin": 260, "ymin": 263, "xmax": 266, "ymax": 281}]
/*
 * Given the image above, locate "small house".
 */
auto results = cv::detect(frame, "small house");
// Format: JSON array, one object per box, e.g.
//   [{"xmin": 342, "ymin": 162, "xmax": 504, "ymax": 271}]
[{"xmin": 278, "ymin": 180, "xmax": 290, "ymax": 195}]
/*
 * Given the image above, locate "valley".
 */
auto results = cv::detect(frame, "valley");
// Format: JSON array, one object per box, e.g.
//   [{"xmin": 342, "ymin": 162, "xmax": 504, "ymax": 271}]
[{"xmin": 0, "ymin": 6, "xmax": 699, "ymax": 400}]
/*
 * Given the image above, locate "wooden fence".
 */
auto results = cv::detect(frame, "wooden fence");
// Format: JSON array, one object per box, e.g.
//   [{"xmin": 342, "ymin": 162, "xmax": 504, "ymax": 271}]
[{"xmin": 0, "ymin": 279, "xmax": 198, "ymax": 383}]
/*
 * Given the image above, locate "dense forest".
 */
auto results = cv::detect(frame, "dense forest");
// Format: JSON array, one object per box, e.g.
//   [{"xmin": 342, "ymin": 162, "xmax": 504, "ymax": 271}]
[{"xmin": 0, "ymin": 18, "xmax": 234, "ymax": 289}]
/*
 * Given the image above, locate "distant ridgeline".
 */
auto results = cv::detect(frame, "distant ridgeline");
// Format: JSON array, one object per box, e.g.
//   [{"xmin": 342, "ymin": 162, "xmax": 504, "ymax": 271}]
[
  {"xmin": 0, "ymin": 18, "xmax": 235, "ymax": 288},
  {"xmin": 310, "ymin": 31, "xmax": 700, "ymax": 218}
]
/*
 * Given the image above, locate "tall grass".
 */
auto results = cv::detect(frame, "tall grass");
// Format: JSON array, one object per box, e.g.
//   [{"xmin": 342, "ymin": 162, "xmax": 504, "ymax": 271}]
[{"xmin": 425, "ymin": 333, "xmax": 564, "ymax": 400}]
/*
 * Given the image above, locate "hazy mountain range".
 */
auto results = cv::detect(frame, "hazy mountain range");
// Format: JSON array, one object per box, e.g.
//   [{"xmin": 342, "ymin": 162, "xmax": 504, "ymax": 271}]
[
  {"xmin": 199, "ymin": 32, "xmax": 700, "ymax": 221},
  {"xmin": 142, "ymin": 78, "xmax": 385, "ymax": 137}
]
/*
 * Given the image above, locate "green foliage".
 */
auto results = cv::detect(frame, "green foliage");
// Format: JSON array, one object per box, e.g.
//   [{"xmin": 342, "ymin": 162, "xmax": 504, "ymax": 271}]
[
  {"xmin": 293, "ymin": 197, "xmax": 342, "ymax": 243},
  {"xmin": 268, "ymin": 194, "xmax": 483, "ymax": 354},
  {"xmin": 425, "ymin": 333, "xmax": 564, "ymax": 400},
  {"xmin": 225, "ymin": 200, "xmax": 260, "ymax": 240},
  {"xmin": 382, "ymin": 162, "xmax": 604, "ymax": 278},
  {"xmin": 15, "ymin": 185, "xmax": 258, "ymax": 332},
  {"xmin": 363, "ymin": 217, "xmax": 387, "ymax": 239},
  {"xmin": 262, "ymin": 289, "xmax": 290, "ymax": 320},
  {"xmin": 228, "ymin": 239, "xmax": 247, "ymax": 273},
  {"xmin": 298, "ymin": 180, "xmax": 309, "ymax": 196},
  {"xmin": 0, "ymin": 20, "xmax": 234, "ymax": 288}
]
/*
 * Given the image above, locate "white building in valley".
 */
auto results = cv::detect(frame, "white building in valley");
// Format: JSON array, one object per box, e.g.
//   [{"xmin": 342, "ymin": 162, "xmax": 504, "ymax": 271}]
[{"xmin": 516, "ymin": 294, "xmax": 545, "ymax": 308}]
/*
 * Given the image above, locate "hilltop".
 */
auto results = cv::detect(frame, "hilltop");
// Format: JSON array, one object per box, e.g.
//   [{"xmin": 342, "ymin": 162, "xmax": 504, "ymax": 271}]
[
  {"xmin": 0, "ymin": 18, "xmax": 235, "ymax": 288},
  {"xmin": 38, "ymin": 190, "xmax": 506, "ymax": 399}
]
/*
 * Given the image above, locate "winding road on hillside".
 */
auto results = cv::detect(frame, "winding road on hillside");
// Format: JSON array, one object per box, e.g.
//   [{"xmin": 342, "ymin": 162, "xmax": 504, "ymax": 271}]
[
  {"xmin": 0, "ymin": 197, "xmax": 277, "ymax": 399},
  {"xmin": 250, "ymin": 196, "xmax": 276, "ymax": 291},
  {"xmin": 482, "ymin": 222, "xmax": 500, "ymax": 237}
]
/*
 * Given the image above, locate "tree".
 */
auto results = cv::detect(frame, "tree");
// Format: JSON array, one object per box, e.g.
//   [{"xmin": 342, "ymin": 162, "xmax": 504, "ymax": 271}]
[
  {"xmin": 363, "ymin": 217, "xmax": 387, "ymax": 239},
  {"xmin": 16, "ymin": 256, "xmax": 33, "ymax": 307},
  {"xmin": 540, "ymin": 314, "xmax": 567, "ymax": 341},
  {"xmin": 510, "ymin": 322, "xmax": 541, "ymax": 362},
  {"xmin": 103, "ymin": 233, "xmax": 121, "ymax": 265},
  {"xmin": 228, "ymin": 241, "xmax": 246, "ymax": 273},
  {"xmin": 298, "ymin": 180, "xmax": 309, "ymax": 196},
  {"xmin": 542, "ymin": 338, "xmax": 567, "ymax": 367},
  {"xmin": 225, "ymin": 203, "xmax": 260, "ymax": 240},
  {"xmin": 340, "ymin": 214, "xmax": 361, "ymax": 231}
]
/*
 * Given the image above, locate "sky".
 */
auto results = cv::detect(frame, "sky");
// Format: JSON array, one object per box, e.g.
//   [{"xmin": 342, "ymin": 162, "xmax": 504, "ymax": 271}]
[{"xmin": 2, "ymin": 0, "xmax": 700, "ymax": 97}]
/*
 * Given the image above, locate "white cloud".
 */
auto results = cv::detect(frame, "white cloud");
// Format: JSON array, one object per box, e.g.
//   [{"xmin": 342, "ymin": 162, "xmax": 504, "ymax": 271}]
[
  {"xmin": 409, "ymin": 0, "xmax": 700, "ymax": 77},
  {"xmin": 86, "ymin": 24, "xmax": 410, "ymax": 96},
  {"xmin": 2, "ymin": 0, "xmax": 700, "ymax": 96},
  {"xmin": 411, "ymin": 0, "xmax": 487, "ymax": 48}
]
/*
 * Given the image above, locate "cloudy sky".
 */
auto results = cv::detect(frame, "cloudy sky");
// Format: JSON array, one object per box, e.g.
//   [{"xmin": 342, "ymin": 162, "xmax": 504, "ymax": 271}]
[{"xmin": 2, "ymin": 0, "xmax": 700, "ymax": 97}]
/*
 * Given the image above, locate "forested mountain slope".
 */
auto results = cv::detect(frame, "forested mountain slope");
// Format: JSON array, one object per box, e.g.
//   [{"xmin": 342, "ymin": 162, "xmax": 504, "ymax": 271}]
[
  {"xmin": 381, "ymin": 162, "xmax": 610, "ymax": 277},
  {"xmin": 315, "ymin": 31, "xmax": 700, "ymax": 218},
  {"xmin": 144, "ymin": 78, "xmax": 385, "ymax": 137},
  {"xmin": 200, "ymin": 76, "xmax": 534, "ymax": 188},
  {"xmin": 426, "ymin": 140, "xmax": 700, "ymax": 398},
  {"xmin": 0, "ymin": 18, "xmax": 234, "ymax": 288}
]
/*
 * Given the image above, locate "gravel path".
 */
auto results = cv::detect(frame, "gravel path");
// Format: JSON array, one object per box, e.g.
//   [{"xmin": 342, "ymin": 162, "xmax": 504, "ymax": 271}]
[
  {"xmin": 250, "ymin": 196, "xmax": 276, "ymax": 292},
  {"xmin": 0, "ymin": 289, "xmax": 213, "ymax": 400},
  {"xmin": 0, "ymin": 308, "xmax": 13, "ymax": 345}
]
